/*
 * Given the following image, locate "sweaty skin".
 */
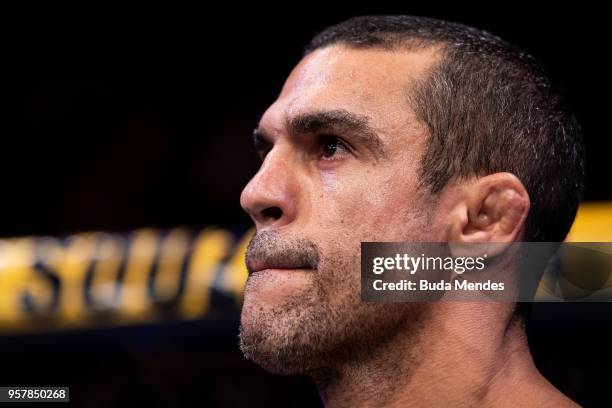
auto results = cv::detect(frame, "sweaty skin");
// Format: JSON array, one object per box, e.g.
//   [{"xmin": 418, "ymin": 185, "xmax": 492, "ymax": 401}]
[{"xmin": 240, "ymin": 45, "xmax": 578, "ymax": 407}]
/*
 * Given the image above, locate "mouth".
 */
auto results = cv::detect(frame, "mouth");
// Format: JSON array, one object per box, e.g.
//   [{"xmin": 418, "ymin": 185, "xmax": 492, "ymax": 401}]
[
  {"xmin": 244, "ymin": 263, "xmax": 315, "ymax": 302},
  {"xmin": 247, "ymin": 259, "xmax": 315, "ymax": 276}
]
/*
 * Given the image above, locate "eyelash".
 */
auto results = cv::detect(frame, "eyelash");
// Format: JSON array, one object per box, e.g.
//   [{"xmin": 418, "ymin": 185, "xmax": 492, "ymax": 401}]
[
  {"xmin": 253, "ymin": 134, "xmax": 352, "ymax": 162},
  {"xmin": 318, "ymin": 134, "xmax": 351, "ymax": 161}
]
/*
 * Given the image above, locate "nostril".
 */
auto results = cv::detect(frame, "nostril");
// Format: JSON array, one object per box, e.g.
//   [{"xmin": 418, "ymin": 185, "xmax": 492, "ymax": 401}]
[{"xmin": 261, "ymin": 206, "xmax": 283, "ymax": 221}]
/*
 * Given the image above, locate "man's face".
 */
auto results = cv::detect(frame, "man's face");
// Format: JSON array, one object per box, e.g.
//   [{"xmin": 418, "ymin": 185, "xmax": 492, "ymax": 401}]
[{"xmin": 239, "ymin": 45, "xmax": 443, "ymax": 373}]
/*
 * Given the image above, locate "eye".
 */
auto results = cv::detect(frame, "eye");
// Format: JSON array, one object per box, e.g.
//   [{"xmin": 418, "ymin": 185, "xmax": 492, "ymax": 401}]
[{"xmin": 320, "ymin": 135, "xmax": 350, "ymax": 160}]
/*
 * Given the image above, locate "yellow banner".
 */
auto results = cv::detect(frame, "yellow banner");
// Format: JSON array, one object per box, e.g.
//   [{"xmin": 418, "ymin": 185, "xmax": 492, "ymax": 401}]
[{"xmin": 0, "ymin": 227, "xmax": 252, "ymax": 333}]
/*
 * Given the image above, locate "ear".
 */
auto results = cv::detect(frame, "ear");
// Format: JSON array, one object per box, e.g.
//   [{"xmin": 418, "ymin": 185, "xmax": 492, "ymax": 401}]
[{"xmin": 446, "ymin": 172, "xmax": 530, "ymax": 245}]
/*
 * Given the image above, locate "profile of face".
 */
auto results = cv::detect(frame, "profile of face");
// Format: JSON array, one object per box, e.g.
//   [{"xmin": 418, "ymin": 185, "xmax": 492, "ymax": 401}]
[
  {"xmin": 239, "ymin": 42, "xmax": 524, "ymax": 375},
  {"xmin": 239, "ymin": 45, "xmax": 449, "ymax": 374}
]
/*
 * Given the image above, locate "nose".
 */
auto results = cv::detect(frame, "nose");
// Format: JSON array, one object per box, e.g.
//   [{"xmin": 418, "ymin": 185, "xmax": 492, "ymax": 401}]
[{"xmin": 240, "ymin": 148, "xmax": 299, "ymax": 230}]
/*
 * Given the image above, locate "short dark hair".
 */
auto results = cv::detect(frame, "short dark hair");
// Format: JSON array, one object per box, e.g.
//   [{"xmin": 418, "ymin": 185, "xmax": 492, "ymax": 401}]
[{"xmin": 305, "ymin": 15, "xmax": 586, "ymax": 242}]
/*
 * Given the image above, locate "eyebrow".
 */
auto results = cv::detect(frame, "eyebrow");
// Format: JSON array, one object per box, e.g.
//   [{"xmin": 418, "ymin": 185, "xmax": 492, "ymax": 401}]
[{"xmin": 253, "ymin": 109, "xmax": 387, "ymax": 160}]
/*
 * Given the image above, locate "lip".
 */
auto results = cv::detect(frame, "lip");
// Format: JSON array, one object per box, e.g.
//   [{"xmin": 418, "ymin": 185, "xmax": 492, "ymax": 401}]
[
  {"xmin": 250, "ymin": 267, "xmax": 313, "ymax": 276},
  {"xmin": 248, "ymin": 262, "xmax": 312, "ymax": 275},
  {"xmin": 247, "ymin": 258, "xmax": 314, "ymax": 275}
]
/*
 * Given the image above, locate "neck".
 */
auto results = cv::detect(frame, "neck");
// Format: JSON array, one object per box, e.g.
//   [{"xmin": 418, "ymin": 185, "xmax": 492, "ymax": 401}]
[{"xmin": 309, "ymin": 303, "xmax": 576, "ymax": 408}]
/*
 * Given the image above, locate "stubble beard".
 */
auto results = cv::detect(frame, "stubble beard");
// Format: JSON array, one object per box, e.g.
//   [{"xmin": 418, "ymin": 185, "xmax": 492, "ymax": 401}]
[{"xmin": 239, "ymin": 231, "xmax": 423, "ymax": 375}]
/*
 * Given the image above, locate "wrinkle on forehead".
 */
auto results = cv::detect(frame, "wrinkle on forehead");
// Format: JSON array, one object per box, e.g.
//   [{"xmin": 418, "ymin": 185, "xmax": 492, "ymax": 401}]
[{"xmin": 261, "ymin": 45, "xmax": 441, "ymax": 146}]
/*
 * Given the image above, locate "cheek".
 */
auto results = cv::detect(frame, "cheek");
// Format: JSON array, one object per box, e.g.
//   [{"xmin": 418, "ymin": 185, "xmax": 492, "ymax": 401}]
[{"xmin": 316, "ymin": 166, "xmax": 427, "ymax": 242}]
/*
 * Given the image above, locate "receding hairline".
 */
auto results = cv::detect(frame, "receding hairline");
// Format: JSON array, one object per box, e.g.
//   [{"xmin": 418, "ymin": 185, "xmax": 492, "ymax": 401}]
[
  {"xmin": 305, "ymin": 34, "xmax": 450, "ymax": 56},
  {"xmin": 303, "ymin": 38, "xmax": 449, "ymax": 81},
  {"xmin": 300, "ymin": 41, "xmax": 448, "ymax": 118},
  {"xmin": 264, "ymin": 41, "xmax": 446, "ymax": 145}
]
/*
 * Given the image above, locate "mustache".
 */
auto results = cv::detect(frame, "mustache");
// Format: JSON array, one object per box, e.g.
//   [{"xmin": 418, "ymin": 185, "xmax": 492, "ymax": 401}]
[{"xmin": 245, "ymin": 230, "xmax": 320, "ymax": 275}]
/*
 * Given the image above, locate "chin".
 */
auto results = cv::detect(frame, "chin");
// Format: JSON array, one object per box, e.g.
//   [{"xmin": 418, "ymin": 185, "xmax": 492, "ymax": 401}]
[
  {"xmin": 239, "ymin": 289, "xmax": 329, "ymax": 375},
  {"xmin": 239, "ymin": 312, "xmax": 319, "ymax": 375}
]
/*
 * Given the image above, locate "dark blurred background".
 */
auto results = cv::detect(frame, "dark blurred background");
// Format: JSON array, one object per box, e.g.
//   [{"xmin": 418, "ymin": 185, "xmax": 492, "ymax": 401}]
[{"xmin": 1, "ymin": 6, "xmax": 611, "ymax": 407}]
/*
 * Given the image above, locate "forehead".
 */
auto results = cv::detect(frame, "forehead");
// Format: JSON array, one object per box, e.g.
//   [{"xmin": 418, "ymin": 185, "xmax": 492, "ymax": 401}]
[{"xmin": 260, "ymin": 44, "xmax": 440, "ymax": 137}]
